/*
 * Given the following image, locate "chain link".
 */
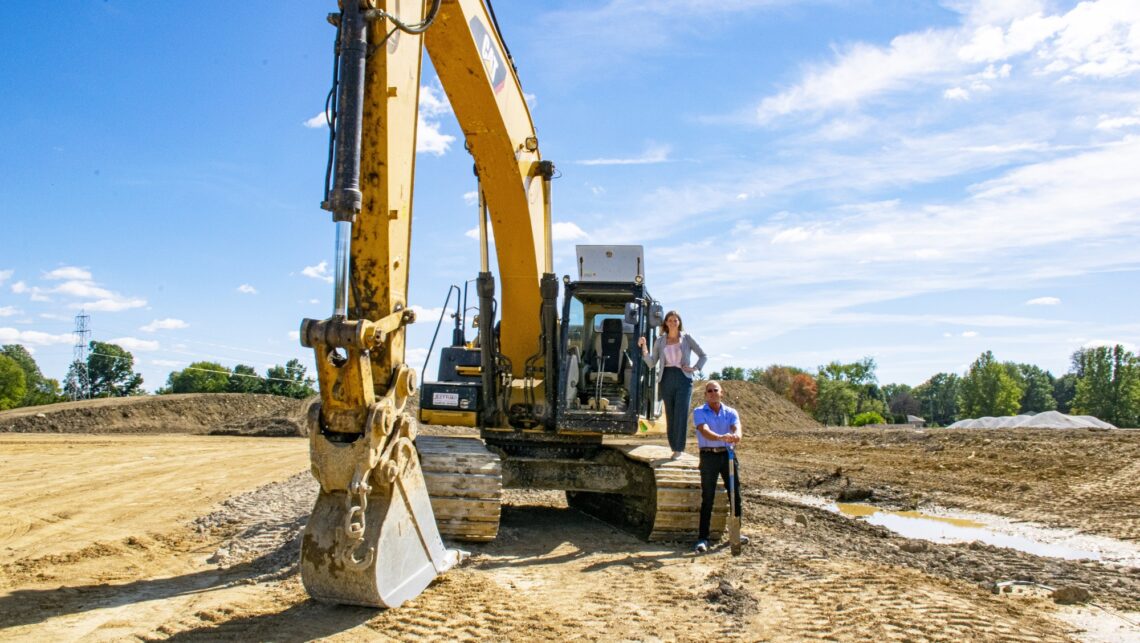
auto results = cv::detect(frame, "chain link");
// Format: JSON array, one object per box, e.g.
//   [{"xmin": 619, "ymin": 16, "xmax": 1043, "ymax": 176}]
[{"xmin": 338, "ymin": 485, "xmax": 375, "ymax": 570}]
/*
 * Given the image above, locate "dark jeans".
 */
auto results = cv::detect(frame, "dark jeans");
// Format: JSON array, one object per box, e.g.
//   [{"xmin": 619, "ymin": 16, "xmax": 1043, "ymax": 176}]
[
  {"xmin": 659, "ymin": 367, "xmax": 692, "ymax": 452},
  {"xmin": 698, "ymin": 450, "xmax": 742, "ymax": 541}
]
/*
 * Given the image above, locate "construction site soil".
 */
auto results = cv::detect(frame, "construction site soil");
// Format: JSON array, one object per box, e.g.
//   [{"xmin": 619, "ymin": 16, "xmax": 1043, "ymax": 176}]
[{"xmin": 1, "ymin": 382, "xmax": 1137, "ymax": 641}]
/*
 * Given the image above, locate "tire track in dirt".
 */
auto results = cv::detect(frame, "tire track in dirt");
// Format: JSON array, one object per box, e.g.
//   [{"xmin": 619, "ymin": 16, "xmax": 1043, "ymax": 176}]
[{"xmin": 739, "ymin": 560, "xmax": 1070, "ymax": 641}]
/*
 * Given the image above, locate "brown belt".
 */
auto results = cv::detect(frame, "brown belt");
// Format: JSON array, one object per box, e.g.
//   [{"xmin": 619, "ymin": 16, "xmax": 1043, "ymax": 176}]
[{"xmin": 700, "ymin": 447, "xmax": 727, "ymax": 453}]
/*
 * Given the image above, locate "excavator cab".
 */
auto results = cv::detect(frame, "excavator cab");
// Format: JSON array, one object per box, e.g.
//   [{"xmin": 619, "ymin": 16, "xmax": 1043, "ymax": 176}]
[{"xmin": 557, "ymin": 253, "xmax": 664, "ymax": 434}]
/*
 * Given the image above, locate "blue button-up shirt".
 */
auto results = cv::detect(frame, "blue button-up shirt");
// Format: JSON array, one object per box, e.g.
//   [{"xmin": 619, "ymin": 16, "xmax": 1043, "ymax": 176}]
[{"xmin": 693, "ymin": 402, "xmax": 740, "ymax": 448}]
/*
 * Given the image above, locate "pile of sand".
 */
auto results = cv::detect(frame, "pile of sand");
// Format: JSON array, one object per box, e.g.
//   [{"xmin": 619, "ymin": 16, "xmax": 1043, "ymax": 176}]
[{"xmin": 947, "ymin": 410, "xmax": 1116, "ymax": 430}]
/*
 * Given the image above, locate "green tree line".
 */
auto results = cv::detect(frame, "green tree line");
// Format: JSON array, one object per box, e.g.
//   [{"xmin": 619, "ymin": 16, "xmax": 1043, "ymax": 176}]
[
  {"xmin": 157, "ymin": 359, "xmax": 315, "ymax": 398},
  {"xmin": 711, "ymin": 344, "xmax": 1140, "ymax": 428},
  {"xmin": 0, "ymin": 342, "xmax": 316, "ymax": 409}
]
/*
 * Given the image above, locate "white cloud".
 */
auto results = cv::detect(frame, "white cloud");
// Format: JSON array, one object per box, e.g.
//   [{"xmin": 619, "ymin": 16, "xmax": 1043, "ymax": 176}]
[
  {"xmin": 417, "ymin": 116, "xmax": 456, "ymax": 156},
  {"xmin": 0, "ymin": 306, "xmax": 18, "ymax": 317},
  {"xmin": 465, "ymin": 225, "xmax": 496, "ymax": 245},
  {"xmin": 644, "ymin": 136, "xmax": 1140, "ymax": 341},
  {"xmin": 287, "ymin": 330, "xmax": 300, "ymax": 341},
  {"xmin": 405, "ymin": 346, "xmax": 429, "ymax": 369},
  {"xmin": 754, "ymin": 0, "xmax": 1140, "ymax": 123},
  {"xmin": 0, "ymin": 327, "xmax": 74, "ymax": 346},
  {"xmin": 813, "ymin": 115, "xmax": 877, "ymax": 141},
  {"xmin": 111, "ymin": 337, "xmax": 159, "ymax": 352},
  {"xmin": 414, "ymin": 86, "xmax": 457, "ymax": 155},
  {"xmin": 151, "ymin": 359, "xmax": 184, "ymax": 367},
  {"xmin": 53, "ymin": 280, "xmax": 114, "ymax": 299},
  {"xmin": 1026, "ymin": 296, "xmax": 1060, "ymax": 305},
  {"xmin": 977, "ymin": 63, "xmax": 1012, "ymax": 80},
  {"xmin": 1097, "ymin": 115, "xmax": 1140, "ymax": 130},
  {"xmin": 75, "ymin": 297, "xmax": 147, "ymax": 312},
  {"xmin": 44, "ymin": 266, "xmax": 92, "ymax": 281},
  {"xmin": 771, "ymin": 226, "xmax": 812, "ymax": 244},
  {"xmin": 0, "ymin": 270, "xmax": 11, "ymax": 285},
  {"xmin": 141, "ymin": 318, "xmax": 189, "ymax": 332},
  {"xmin": 419, "ymin": 85, "xmax": 451, "ymax": 117},
  {"xmin": 757, "ymin": 30, "xmax": 959, "ymax": 122},
  {"xmin": 944, "ymin": 87, "xmax": 971, "ymax": 100},
  {"xmin": 309, "ymin": 298, "xmax": 320, "ymax": 305},
  {"xmin": 957, "ymin": 14, "xmax": 1063, "ymax": 63},
  {"xmin": 237, "ymin": 284, "xmax": 258, "ymax": 294},
  {"xmin": 22, "ymin": 269, "xmax": 148, "ymax": 313},
  {"xmin": 577, "ymin": 143, "xmax": 670, "ymax": 166},
  {"xmin": 302, "ymin": 261, "xmax": 334, "ymax": 283},
  {"xmin": 551, "ymin": 222, "xmax": 587, "ymax": 241},
  {"xmin": 410, "ymin": 305, "xmax": 445, "ymax": 321},
  {"xmin": 303, "ymin": 111, "xmax": 327, "ymax": 129},
  {"xmin": 462, "ymin": 191, "xmax": 478, "ymax": 206},
  {"xmin": 1082, "ymin": 339, "xmax": 1138, "ymax": 352},
  {"xmin": 961, "ymin": 330, "xmax": 979, "ymax": 338},
  {"xmin": 1042, "ymin": 0, "xmax": 1140, "ymax": 78}
]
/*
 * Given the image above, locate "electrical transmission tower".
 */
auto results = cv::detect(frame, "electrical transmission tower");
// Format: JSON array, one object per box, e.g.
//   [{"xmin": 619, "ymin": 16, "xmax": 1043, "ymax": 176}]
[{"xmin": 71, "ymin": 310, "xmax": 91, "ymax": 400}]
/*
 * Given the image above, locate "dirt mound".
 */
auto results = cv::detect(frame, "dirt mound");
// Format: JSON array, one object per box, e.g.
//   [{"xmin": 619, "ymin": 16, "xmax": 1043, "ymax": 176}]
[
  {"xmin": 0, "ymin": 393, "xmax": 308, "ymax": 436},
  {"xmin": 0, "ymin": 380, "xmax": 815, "ymax": 437},
  {"xmin": 690, "ymin": 379, "xmax": 822, "ymax": 430}
]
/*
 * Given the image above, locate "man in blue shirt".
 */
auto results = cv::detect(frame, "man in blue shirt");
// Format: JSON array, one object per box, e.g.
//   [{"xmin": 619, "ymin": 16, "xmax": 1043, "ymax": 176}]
[{"xmin": 692, "ymin": 381, "xmax": 748, "ymax": 553}]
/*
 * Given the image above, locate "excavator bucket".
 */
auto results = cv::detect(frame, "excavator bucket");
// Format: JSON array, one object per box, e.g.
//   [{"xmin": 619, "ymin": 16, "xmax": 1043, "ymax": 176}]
[{"xmin": 301, "ymin": 438, "xmax": 463, "ymax": 608}]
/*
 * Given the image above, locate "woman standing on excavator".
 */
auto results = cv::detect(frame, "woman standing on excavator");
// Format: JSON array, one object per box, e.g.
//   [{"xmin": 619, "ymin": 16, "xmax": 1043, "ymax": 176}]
[{"xmin": 638, "ymin": 310, "xmax": 707, "ymax": 459}]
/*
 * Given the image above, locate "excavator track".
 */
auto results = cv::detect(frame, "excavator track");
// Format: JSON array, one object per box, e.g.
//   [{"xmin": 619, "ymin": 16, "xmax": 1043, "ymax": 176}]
[
  {"xmin": 416, "ymin": 435, "xmax": 503, "ymax": 542},
  {"xmin": 568, "ymin": 444, "xmax": 727, "ymax": 542}
]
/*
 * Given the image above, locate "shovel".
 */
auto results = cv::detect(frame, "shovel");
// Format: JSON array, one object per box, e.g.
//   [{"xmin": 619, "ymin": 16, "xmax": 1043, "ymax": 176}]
[{"xmin": 727, "ymin": 445, "xmax": 742, "ymax": 556}]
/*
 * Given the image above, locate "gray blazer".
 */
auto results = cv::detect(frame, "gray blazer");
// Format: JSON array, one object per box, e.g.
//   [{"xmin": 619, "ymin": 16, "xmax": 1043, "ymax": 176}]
[{"xmin": 641, "ymin": 332, "xmax": 707, "ymax": 380}]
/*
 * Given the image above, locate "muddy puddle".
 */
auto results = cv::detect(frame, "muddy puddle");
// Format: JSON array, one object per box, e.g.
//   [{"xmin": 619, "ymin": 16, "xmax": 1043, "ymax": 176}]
[{"xmin": 766, "ymin": 490, "xmax": 1140, "ymax": 568}]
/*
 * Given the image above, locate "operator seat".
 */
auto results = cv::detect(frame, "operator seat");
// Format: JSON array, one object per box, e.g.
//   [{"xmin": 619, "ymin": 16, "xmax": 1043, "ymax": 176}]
[
  {"xmin": 564, "ymin": 345, "xmax": 581, "ymax": 406},
  {"xmin": 589, "ymin": 318, "xmax": 627, "ymax": 385}
]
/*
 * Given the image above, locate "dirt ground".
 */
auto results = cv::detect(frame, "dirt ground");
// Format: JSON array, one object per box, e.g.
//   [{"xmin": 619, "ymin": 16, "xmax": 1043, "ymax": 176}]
[{"xmin": 1, "ymin": 387, "xmax": 1137, "ymax": 641}]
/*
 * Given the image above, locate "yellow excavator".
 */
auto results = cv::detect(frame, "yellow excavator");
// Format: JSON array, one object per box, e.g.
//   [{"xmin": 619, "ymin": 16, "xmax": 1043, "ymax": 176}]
[{"xmin": 299, "ymin": 0, "xmax": 724, "ymax": 608}]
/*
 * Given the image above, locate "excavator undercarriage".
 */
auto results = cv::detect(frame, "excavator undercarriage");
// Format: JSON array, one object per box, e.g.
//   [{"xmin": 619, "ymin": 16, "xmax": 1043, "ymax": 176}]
[{"xmin": 418, "ymin": 435, "xmax": 726, "ymax": 543}]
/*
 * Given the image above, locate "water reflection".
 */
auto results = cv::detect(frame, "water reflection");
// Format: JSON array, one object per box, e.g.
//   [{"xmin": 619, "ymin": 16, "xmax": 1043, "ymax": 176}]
[
  {"xmin": 837, "ymin": 503, "xmax": 1102, "ymax": 560},
  {"xmin": 764, "ymin": 490, "xmax": 1140, "ymax": 566}
]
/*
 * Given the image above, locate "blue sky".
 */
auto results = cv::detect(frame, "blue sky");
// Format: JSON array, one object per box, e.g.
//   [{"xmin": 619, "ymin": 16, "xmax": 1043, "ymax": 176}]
[{"xmin": 2, "ymin": 0, "xmax": 1138, "ymax": 393}]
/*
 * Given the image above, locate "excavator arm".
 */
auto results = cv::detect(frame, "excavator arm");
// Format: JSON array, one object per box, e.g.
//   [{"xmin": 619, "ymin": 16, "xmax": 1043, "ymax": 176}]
[{"xmin": 298, "ymin": 0, "xmax": 552, "ymax": 607}]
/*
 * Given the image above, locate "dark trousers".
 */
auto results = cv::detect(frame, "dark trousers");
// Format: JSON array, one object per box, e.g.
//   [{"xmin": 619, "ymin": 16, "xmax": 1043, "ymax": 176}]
[
  {"xmin": 698, "ymin": 450, "xmax": 742, "ymax": 541},
  {"xmin": 659, "ymin": 367, "xmax": 692, "ymax": 452}
]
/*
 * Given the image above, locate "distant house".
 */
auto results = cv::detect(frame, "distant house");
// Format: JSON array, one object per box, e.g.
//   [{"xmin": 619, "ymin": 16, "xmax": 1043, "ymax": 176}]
[{"xmin": 906, "ymin": 415, "xmax": 925, "ymax": 428}]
